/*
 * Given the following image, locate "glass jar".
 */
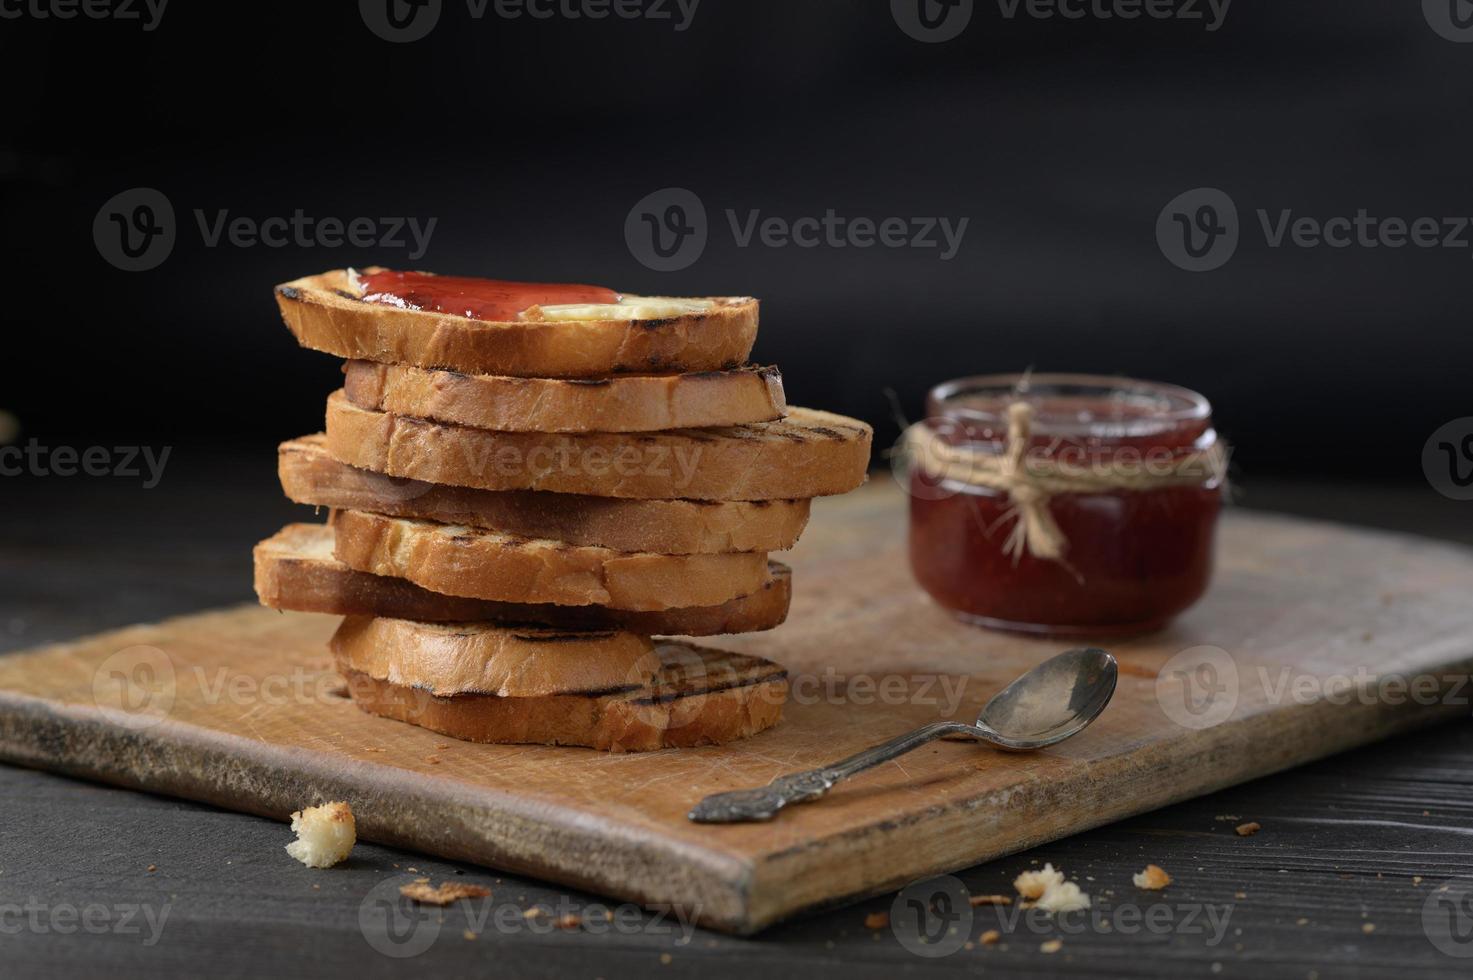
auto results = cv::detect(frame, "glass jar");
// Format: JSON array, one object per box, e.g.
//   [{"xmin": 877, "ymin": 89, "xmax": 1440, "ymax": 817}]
[{"xmin": 905, "ymin": 373, "xmax": 1225, "ymax": 636}]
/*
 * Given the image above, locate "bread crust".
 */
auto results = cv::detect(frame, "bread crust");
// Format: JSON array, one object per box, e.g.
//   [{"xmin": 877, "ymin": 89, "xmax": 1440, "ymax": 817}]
[
  {"xmin": 254, "ymin": 524, "xmax": 793, "ymax": 634},
  {"xmin": 280, "ymin": 435, "xmax": 809, "ymax": 554},
  {"xmin": 276, "ymin": 269, "xmax": 759, "ymax": 378},
  {"xmin": 329, "ymin": 615, "xmax": 659, "ymax": 698},
  {"xmin": 324, "ymin": 391, "xmax": 873, "ymax": 501},
  {"xmin": 339, "ymin": 640, "xmax": 788, "ymax": 751},
  {"xmin": 343, "ymin": 360, "xmax": 787, "ymax": 433},
  {"xmin": 331, "ymin": 510, "xmax": 770, "ymax": 611}
]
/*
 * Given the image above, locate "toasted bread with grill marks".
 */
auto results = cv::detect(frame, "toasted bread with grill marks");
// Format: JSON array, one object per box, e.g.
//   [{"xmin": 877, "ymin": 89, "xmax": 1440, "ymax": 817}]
[
  {"xmin": 254, "ymin": 524, "xmax": 793, "ymax": 634},
  {"xmin": 339, "ymin": 639, "xmax": 788, "ymax": 751},
  {"xmin": 329, "ymin": 615, "xmax": 659, "ymax": 698},
  {"xmin": 331, "ymin": 510, "xmax": 770, "ymax": 612},
  {"xmin": 323, "ymin": 390, "xmax": 873, "ymax": 501},
  {"xmin": 343, "ymin": 359, "xmax": 786, "ymax": 433},
  {"xmin": 279, "ymin": 435, "xmax": 810, "ymax": 554},
  {"xmin": 276, "ymin": 268, "xmax": 758, "ymax": 378}
]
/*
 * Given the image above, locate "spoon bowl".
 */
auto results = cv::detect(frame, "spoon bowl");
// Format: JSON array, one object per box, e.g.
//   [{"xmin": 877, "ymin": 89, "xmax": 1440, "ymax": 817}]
[{"xmin": 976, "ymin": 647, "xmax": 1117, "ymax": 750}]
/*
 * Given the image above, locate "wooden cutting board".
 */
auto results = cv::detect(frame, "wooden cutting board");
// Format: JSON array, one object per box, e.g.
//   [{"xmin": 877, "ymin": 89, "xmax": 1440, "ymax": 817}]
[{"xmin": 2, "ymin": 483, "xmax": 1472, "ymax": 934}]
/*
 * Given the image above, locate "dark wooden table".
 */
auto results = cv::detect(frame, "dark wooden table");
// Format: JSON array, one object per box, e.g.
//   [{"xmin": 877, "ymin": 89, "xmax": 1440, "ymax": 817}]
[{"xmin": 3, "ymin": 452, "xmax": 1471, "ymax": 979}]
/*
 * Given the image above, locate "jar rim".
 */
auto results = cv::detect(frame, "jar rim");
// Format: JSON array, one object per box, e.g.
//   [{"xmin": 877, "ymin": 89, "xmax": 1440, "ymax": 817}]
[{"xmin": 926, "ymin": 372, "xmax": 1211, "ymax": 439}]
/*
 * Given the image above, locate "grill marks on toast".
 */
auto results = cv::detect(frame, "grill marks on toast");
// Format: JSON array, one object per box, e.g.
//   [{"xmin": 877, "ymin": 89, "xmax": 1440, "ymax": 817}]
[
  {"xmin": 278, "ymin": 435, "xmax": 812, "ymax": 554},
  {"xmin": 339, "ymin": 640, "xmax": 788, "ymax": 751},
  {"xmin": 253, "ymin": 524, "xmax": 794, "ymax": 635},
  {"xmin": 330, "ymin": 509, "xmax": 772, "ymax": 611},
  {"xmin": 629, "ymin": 645, "xmax": 788, "ymax": 705},
  {"xmin": 329, "ymin": 615, "xmax": 659, "ymax": 698},
  {"xmin": 323, "ymin": 391, "xmax": 873, "ymax": 501}
]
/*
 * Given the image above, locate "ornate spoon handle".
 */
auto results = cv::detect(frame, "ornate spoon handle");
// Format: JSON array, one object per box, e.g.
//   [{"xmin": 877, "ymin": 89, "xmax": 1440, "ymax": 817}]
[{"xmin": 688, "ymin": 721, "xmax": 983, "ymax": 823}]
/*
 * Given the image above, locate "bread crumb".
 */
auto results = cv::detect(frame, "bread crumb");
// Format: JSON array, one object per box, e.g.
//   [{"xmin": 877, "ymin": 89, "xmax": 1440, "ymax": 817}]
[
  {"xmin": 1296, "ymin": 917, "xmax": 1309, "ymax": 926},
  {"xmin": 1413, "ymin": 876, "xmax": 1423, "ymax": 885},
  {"xmin": 864, "ymin": 911, "xmax": 889, "ymax": 929},
  {"xmin": 555, "ymin": 913, "xmax": 582, "ymax": 930},
  {"xmin": 1234, "ymin": 891, "xmax": 1247, "ymax": 899},
  {"xmin": 399, "ymin": 881, "xmax": 491, "ymax": 906},
  {"xmin": 660, "ymin": 953, "xmax": 673, "ymax": 965},
  {"xmin": 1235, "ymin": 821, "xmax": 1261, "ymax": 837},
  {"xmin": 463, "ymin": 929, "xmax": 478, "ymax": 941},
  {"xmin": 1014, "ymin": 864, "xmax": 1064, "ymax": 899},
  {"xmin": 1133, "ymin": 865, "xmax": 1172, "ymax": 890},
  {"xmin": 285, "ymin": 802, "xmax": 356, "ymax": 868},
  {"xmin": 1361, "ymin": 923, "xmax": 1375, "ymax": 935},
  {"xmin": 1040, "ymin": 939, "xmax": 1063, "ymax": 953},
  {"xmin": 146, "ymin": 865, "xmax": 156, "ymax": 873},
  {"xmin": 969, "ymin": 894, "xmax": 1013, "ymax": 906},
  {"xmin": 1016, "ymin": 863, "xmax": 1091, "ymax": 913},
  {"xmin": 1035, "ymin": 881, "xmax": 1090, "ymax": 914},
  {"xmin": 523, "ymin": 907, "xmax": 545, "ymax": 919},
  {"xmin": 980, "ymin": 929, "xmax": 1001, "ymax": 946}
]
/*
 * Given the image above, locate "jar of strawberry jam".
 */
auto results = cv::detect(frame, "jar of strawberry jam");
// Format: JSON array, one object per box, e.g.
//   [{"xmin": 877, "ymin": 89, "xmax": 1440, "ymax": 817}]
[{"xmin": 904, "ymin": 374, "xmax": 1227, "ymax": 636}]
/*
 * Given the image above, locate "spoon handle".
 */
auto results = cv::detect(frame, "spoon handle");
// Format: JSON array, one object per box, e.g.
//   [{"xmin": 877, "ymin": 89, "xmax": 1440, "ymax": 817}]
[{"xmin": 687, "ymin": 721, "xmax": 982, "ymax": 823}]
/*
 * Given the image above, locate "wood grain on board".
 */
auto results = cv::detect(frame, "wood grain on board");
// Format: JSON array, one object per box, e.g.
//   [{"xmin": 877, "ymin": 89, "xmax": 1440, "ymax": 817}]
[{"xmin": 1, "ymin": 482, "xmax": 1471, "ymax": 933}]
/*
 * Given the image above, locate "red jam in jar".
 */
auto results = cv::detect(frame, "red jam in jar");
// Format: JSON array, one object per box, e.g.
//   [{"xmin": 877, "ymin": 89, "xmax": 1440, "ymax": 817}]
[
  {"xmin": 906, "ymin": 374, "xmax": 1226, "ymax": 636},
  {"xmin": 355, "ymin": 269, "xmax": 619, "ymax": 321}
]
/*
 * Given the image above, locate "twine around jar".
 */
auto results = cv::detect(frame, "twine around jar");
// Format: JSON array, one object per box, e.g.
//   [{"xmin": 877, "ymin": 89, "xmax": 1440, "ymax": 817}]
[{"xmin": 904, "ymin": 402, "xmax": 1228, "ymax": 562}]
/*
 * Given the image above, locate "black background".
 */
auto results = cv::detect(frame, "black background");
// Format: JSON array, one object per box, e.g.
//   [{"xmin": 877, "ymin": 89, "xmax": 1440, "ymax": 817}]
[{"xmin": 2, "ymin": 0, "xmax": 1470, "ymax": 480}]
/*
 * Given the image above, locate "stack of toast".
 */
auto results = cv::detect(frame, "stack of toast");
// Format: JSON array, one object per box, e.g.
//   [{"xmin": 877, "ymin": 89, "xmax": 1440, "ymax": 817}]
[{"xmin": 253, "ymin": 267, "xmax": 872, "ymax": 751}]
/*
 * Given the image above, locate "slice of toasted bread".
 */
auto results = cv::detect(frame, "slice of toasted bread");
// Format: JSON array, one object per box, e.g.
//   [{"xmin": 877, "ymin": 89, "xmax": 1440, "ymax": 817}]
[
  {"xmin": 338, "ymin": 638, "xmax": 788, "ymax": 751},
  {"xmin": 329, "ymin": 615, "xmax": 659, "ymax": 698},
  {"xmin": 332, "ymin": 510, "xmax": 770, "ymax": 611},
  {"xmin": 343, "ymin": 360, "xmax": 787, "ymax": 433},
  {"xmin": 280, "ymin": 435, "xmax": 810, "ymax": 554},
  {"xmin": 324, "ymin": 391, "xmax": 873, "ymax": 501},
  {"xmin": 276, "ymin": 269, "xmax": 759, "ymax": 378},
  {"xmin": 254, "ymin": 524, "xmax": 793, "ymax": 634}
]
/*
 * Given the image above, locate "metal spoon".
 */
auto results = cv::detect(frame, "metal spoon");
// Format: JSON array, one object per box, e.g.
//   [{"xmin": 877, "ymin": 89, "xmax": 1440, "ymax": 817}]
[{"xmin": 688, "ymin": 647, "xmax": 1117, "ymax": 823}]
